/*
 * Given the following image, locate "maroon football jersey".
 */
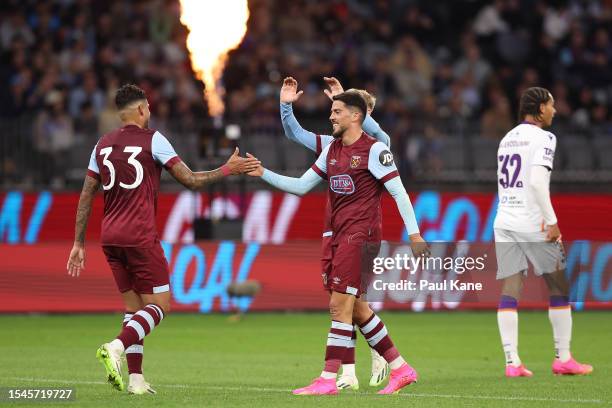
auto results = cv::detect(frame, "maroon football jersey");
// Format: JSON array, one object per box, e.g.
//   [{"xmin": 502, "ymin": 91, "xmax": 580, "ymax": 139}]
[
  {"xmin": 311, "ymin": 133, "xmax": 399, "ymax": 241},
  {"xmin": 314, "ymin": 134, "xmax": 333, "ymax": 236},
  {"xmin": 87, "ymin": 125, "xmax": 181, "ymax": 247}
]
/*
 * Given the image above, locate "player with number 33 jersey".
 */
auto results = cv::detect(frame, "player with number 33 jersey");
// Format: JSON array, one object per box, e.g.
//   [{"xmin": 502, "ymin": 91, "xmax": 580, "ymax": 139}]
[{"xmin": 66, "ymin": 84, "xmax": 260, "ymax": 394}]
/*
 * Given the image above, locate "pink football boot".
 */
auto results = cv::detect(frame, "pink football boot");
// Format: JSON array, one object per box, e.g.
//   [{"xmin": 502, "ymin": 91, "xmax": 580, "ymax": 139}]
[
  {"xmin": 377, "ymin": 363, "xmax": 418, "ymax": 394},
  {"xmin": 552, "ymin": 356, "xmax": 593, "ymax": 375},
  {"xmin": 292, "ymin": 377, "xmax": 338, "ymax": 395},
  {"xmin": 505, "ymin": 364, "xmax": 533, "ymax": 377}
]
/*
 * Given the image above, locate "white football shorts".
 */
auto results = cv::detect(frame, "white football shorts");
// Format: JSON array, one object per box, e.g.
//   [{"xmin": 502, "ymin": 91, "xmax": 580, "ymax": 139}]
[{"xmin": 494, "ymin": 228, "xmax": 566, "ymax": 280}]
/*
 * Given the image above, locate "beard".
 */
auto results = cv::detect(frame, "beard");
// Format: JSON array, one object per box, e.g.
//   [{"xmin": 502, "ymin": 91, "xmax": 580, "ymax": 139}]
[{"xmin": 332, "ymin": 123, "xmax": 345, "ymax": 138}]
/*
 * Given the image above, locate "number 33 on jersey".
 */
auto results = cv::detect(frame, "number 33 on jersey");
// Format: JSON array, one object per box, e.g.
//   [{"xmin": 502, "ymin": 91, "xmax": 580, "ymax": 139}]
[
  {"xmin": 494, "ymin": 123, "xmax": 557, "ymax": 232},
  {"xmin": 86, "ymin": 125, "xmax": 181, "ymax": 247}
]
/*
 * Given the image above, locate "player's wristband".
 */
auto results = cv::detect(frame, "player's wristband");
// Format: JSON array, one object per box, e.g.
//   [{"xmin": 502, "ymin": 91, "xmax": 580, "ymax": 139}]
[{"xmin": 220, "ymin": 164, "xmax": 231, "ymax": 177}]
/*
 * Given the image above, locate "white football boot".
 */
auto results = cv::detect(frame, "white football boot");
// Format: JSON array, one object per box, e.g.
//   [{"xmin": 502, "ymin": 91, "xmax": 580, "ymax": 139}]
[
  {"xmin": 369, "ymin": 349, "xmax": 390, "ymax": 386},
  {"xmin": 336, "ymin": 372, "xmax": 359, "ymax": 391},
  {"xmin": 127, "ymin": 374, "xmax": 157, "ymax": 395}
]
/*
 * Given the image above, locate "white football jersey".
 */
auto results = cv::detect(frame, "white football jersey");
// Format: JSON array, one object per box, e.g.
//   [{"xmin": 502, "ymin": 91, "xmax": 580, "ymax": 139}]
[{"xmin": 493, "ymin": 123, "xmax": 557, "ymax": 232}]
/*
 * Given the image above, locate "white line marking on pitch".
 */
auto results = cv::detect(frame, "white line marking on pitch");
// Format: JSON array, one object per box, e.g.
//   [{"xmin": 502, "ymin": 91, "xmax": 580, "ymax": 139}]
[{"xmin": 2, "ymin": 377, "xmax": 607, "ymax": 405}]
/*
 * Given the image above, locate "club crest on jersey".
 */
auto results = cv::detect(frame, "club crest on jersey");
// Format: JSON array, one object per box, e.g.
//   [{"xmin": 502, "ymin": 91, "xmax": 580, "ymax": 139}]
[
  {"xmin": 329, "ymin": 174, "xmax": 355, "ymax": 194},
  {"xmin": 350, "ymin": 155, "xmax": 361, "ymax": 168},
  {"xmin": 379, "ymin": 150, "xmax": 394, "ymax": 166},
  {"xmin": 329, "ymin": 158, "xmax": 337, "ymax": 166}
]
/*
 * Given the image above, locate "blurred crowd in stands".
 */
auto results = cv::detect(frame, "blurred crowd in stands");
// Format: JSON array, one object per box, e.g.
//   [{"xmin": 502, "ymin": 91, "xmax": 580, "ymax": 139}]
[{"xmin": 0, "ymin": 0, "xmax": 611, "ymax": 188}]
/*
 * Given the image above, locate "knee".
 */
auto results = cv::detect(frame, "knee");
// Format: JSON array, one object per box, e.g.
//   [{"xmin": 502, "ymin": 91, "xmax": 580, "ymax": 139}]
[
  {"xmin": 501, "ymin": 277, "xmax": 523, "ymax": 300},
  {"xmin": 501, "ymin": 289, "xmax": 521, "ymax": 300},
  {"xmin": 328, "ymin": 299, "xmax": 342, "ymax": 320},
  {"xmin": 329, "ymin": 298, "xmax": 351, "ymax": 321}
]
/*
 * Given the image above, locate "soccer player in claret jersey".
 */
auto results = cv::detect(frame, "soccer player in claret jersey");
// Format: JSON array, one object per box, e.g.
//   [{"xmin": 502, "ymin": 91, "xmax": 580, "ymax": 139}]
[
  {"xmin": 65, "ymin": 84, "xmax": 260, "ymax": 394},
  {"xmin": 280, "ymin": 76, "xmax": 391, "ymax": 390},
  {"xmin": 494, "ymin": 87, "xmax": 593, "ymax": 377},
  {"xmin": 249, "ymin": 92, "xmax": 428, "ymax": 395}
]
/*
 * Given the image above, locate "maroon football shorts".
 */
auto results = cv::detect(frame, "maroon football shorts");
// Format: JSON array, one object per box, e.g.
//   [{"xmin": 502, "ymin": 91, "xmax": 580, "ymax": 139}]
[
  {"xmin": 321, "ymin": 233, "xmax": 333, "ymax": 289},
  {"xmin": 102, "ymin": 240, "xmax": 170, "ymax": 295},
  {"xmin": 326, "ymin": 232, "xmax": 380, "ymax": 297}
]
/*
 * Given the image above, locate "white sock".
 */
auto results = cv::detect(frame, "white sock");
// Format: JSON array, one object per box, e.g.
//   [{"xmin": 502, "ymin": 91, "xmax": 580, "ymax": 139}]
[
  {"xmin": 371, "ymin": 348, "xmax": 382, "ymax": 359},
  {"xmin": 341, "ymin": 364, "xmax": 355, "ymax": 376},
  {"xmin": 109, "ymin": 338, "xmax": 125, "ymax": 354},
  {"xmin": 497, "ymin": 310, "xmax": 521, "ymax": 366},
  {"xmin": 320, "ymin": 371, "xmax": 337, "ymax": 379},
  {"xmin": 389, "ymin": 356, "xmax": 406, "ymax": 370},
  {"xmin": 129, "ymin": 373, "xmax": 144, "ymax": 384},
  {"xmin": 549, "ymin": 306, "xmax": 572, "ymax": 362}
]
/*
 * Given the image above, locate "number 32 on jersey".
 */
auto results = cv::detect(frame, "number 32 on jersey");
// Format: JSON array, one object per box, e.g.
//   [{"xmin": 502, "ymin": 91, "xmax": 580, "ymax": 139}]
[{"xmin": 498, "ymin": 153, "xmax": 523, "ymax": 188}]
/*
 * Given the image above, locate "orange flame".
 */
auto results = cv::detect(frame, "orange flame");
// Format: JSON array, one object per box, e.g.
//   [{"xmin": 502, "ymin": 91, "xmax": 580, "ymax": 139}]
[{"xmin": 179, "ymin": 0, "xmax": 249, "ymax": 117}]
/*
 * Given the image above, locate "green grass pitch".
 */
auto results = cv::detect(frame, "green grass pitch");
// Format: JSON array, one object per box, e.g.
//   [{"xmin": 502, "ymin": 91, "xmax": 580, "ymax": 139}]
[{"xmin": 0, "ymin": 312, "xmax": 610, "ymax": 407}]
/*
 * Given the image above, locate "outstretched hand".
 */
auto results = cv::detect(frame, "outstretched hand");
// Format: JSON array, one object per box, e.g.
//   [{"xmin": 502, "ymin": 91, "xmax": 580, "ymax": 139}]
[
  {"xmin": 245, "ymin": 153, "xmax": 263, "ymax": 177},
  {"xmin": 280, "ymin": 77, "xmax": 304, "ymax": 103},
  {"xmin": 323, "ymin": 76, "xmax": 344, "ymax": 100},
  {"xmin": 225, "ymin": 147, "xmax": 261, "ymax": 175}
]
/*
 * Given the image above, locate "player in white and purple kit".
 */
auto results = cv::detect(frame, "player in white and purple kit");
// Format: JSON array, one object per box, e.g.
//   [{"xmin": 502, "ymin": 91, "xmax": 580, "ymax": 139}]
[
  {"xmin": 250, "ymin": 92, "xmax": 428, "ymax": 395},
  {"xmin": 494, "ymin": 87, "xmax": 593, "ymax": 377},
  {"xmin": 279, "ymin": 76, "xmax": 391, "ymax": 389}
]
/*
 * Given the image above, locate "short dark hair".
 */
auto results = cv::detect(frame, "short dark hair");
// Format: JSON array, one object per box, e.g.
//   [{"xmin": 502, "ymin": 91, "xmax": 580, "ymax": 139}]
[
  {"xmin": 115, "ymin": 84, "xmax": 147, "ymax": 110},
  {"xmin": 518, "ymin": 87, "xmax": 552, "ymax": 121},
  {"xmin": 332, "ymin": 91, "xmax": 367, "ymax": 122}
]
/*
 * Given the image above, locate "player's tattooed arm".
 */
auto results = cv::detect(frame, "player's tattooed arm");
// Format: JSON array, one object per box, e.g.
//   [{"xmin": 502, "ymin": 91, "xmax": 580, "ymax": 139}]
[
  {"xmin": 168, "ymin": 147, "xmax": 261, "ymax": 190},
  {"xmin": 68, "ymin": 174, "xmax": 99, "ymax": 277},
  {"xmin": 74, "ymin": 175, "xmax": 100, "ymax": 245},
  {"xmin": 168, "ymin": 161, "xmax": 224, "ymax": 190}
]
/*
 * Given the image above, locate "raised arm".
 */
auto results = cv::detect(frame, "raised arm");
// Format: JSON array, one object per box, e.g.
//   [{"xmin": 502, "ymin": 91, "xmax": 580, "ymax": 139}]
[
  {"xmin": 363, "ymin": 115, "xmax": 391, "ymax": 147},
  {"xmin": 280, "ymin": 77, "xmax": 333, "ymax": 152},
  {"xmin": 280, "ymin": 102, "xmax": 319, "ymax": 152}
]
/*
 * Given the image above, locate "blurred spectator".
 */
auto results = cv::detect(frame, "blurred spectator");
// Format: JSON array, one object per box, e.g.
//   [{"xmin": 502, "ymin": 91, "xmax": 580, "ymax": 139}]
[
  {"xmin": 33, "ymin": 91, "xmax": 74, "ymax": 154},
  {"xmin": 453, "ymin": 43, "xmax": 492, "ymax": 89},
  {"xmin": 69, "ymin": 72, "xmax": 104, "ymax": 117},
  {"xmin": 0, "ymin": 12, "xmax": 35, "ymax": 49},
  {"xmin": 74, "ymin": 101, "xmax": 99, "ymax": 143},
  {"xmin": 481, "ymin": 89, "xmax": 513, "ymax": 139},
  {"xmin": 0, "ymin": 0, "xmax": 610, "ymax": 186},
  {"xmin": 544, "ymin": 3, "xmax": 571, "ymax": 43},
  {"xmin": 33, "ymin": 90, "xmax": 75, "ymax": 185},
  {"xmin": 473, "ymin": 1, "xmax": 508, "ymax": 37}
]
